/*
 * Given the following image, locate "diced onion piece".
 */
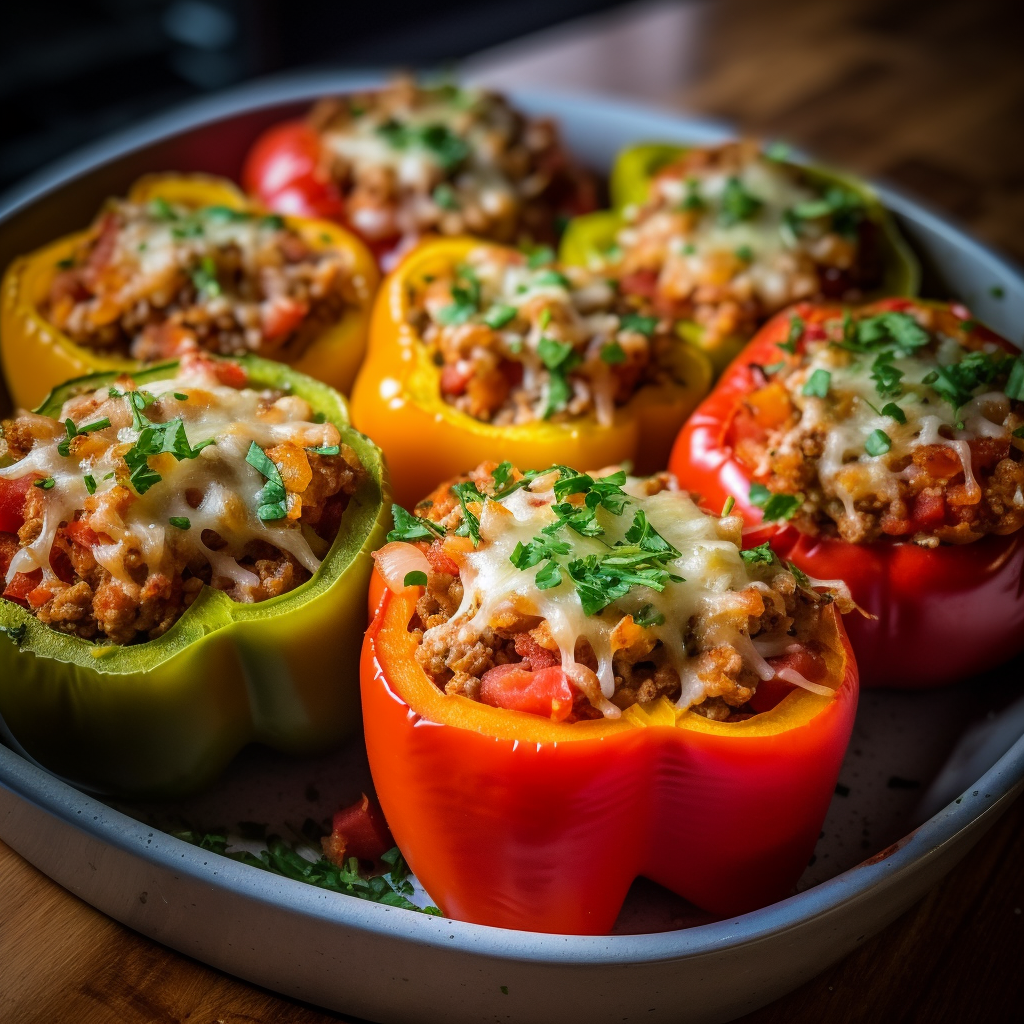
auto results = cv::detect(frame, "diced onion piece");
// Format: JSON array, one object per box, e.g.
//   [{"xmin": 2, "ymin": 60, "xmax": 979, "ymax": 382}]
[{"xmin": 373, "ymin": 541, "xmax": 431, "ymax": 594}]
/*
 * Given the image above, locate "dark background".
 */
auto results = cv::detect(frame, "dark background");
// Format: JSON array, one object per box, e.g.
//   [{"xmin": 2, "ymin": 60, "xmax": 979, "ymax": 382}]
[{"xmin": 0, "ymin": 0, "xmax": 624, "ymax": 195}]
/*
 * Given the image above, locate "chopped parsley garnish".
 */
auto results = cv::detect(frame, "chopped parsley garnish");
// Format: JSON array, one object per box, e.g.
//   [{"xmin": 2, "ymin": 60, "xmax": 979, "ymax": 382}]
[
  {"xmin": 168, "ymin": 516, "xmax": 191, "ymax": 530},
  {"xmin": 777, "ymin": 314, "xmax": 804, "ymax": 355},
  {"xmin": 762, "ymin": 360, "xmax": 787, "ymax": 375},
  {"xmin": 735, "ymin": 244, "xmax": 754, "ymax": 263},
  {"xmin": 431, "ymin": 183, "xmax": 459, "ymax": 210},
  {"xmin": 403, "ymin": 570, "xmax": 428, "ymax": 588},
  {"xmin": 788, "ymin": 562, "xmax": 812, "ymax": 589},
  {"xmin": 57, "ymin": 416, "xmax": 111, "ymax": 456},
  {"xmin": 532, "ymin": 269, "xmax": 572, "ymax": 290},
  {"xmin": 173, "ymin": 392, "xmax": 188, "ymax": 401},
  {"xmin": 566, "ymin": 544, "xmax": 682, "ymax": 617},
  {"xmin": 839, "ymin": 311, "xmax": 928, "ymax": 355},
  {"xmin": 680, "ymin": 178, "xmax": 705, "ymax": 212},
  {"xmin": 740, "ymin": 542, "xmax": 776, "ymax": 565},
  {"xmin": 864, "ymin": 429, "xmax": 892, "ymax": 456},
  {"xmin": 34, "ymin": 477, "xmax": 55, "ymax": 490},
  {"xmin": 1006, "ymin": 357, "xmax": 1024, "ymax": 402},
  {"xmin": 204, "ymin": 205, "xmax": 249, "ymax": 223},
  {"xmin": 870, "ymin": 351, "xmax": 904, "ymax": 397},
  {"xmin": 526, "ymin": 245, "xmax": 556, "ymax": 269},
  {"xmin": 148, "ymin": 197, "xmax": 177, "ymax": 221},
  {"xmin": 619, "ymin": 313, "xmax": 658, "ymax": 337},
  {"xmin": 190, "ymin": 255, "xmax": 221, "ymax": 298},
  {"xmin": 802, "ymin": 369, "xmax": 831, "ymax": 398},
  {"xmin": 483, "ymin": 304, "xmax": 517, "ymax": 329},
  {"xmin": 881, "ymin": 402, "xmax": 906, "ymax": 424},
  {"xmin": 83, "ymin": 474, "xmax": 96, "ymax": 495},
  {"xmin": 260, "ymin": 214, "xmax": 287, "ymax": 231},
  {"xmin": 387, "ymin": 504, "xmax": 446, "ymax": 543},
  {"xmin": 633, "ymin": 603, "xmax": 665, "ymax": 628},
  {"xmin": 435, "ymin": 265, "xmax": 481, "ymax": 325},
  {"xmin": 376, "ymin": 120, "xmax": 469, "ymax": 171},
  {"xmin": 787, "ymin": 185, "xmax": 865, "ymax": 239},
  {"xmin": 931, "ymin": 350, "xmax": 1016, "ymax": 410},
  {"xmin": 306, "ymin": 444, "xmax": 340, "ymax": 456},
  {"xmin": 534, "ymin": 560, "xmax": 563, "ymax": 590},
  {"xmin": 122, "ymin": 412, "xmax": 215, "ymax": 496},
  {"xmin": 601, "ymin": 341, "xmax": 627, "ymax": 364},
  {"xmin": 718, "ymin": 176, "xmax": 763, "ymax": 226},
  {"xmin": 749, "ymin": 483, "xmax": 802, "ymax": 521},
  {"xmin": 1013, "ymin": 426, "xmax": 1024, "ymax": 438},
  {"xmin": 450, "ymin": 480, "xmax": 484, "ymax": 545},
  {"xmin": 245, "ymin": 442, "xmax": 288, "ymax": 520},
  {"xmin": 538, "ymin": 337, "xmax": 582, "ymax": 418}
]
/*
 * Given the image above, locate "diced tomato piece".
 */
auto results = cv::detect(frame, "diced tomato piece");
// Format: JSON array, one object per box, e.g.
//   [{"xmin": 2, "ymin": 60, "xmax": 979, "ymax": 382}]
[
  {"xmin": 0, "ymin": 477, "xmax": 35, "ymax": 533},
  {"xmin": 213, "ymin": 360, "xmax": 248, "ymax": 388},
  {"xmin": 768, "ymin": 646, "xmax": 829, "ymax": 684},
  {"xmin": 48, "ymin": 544, "xmax": 75, "ymax": 585},
  {"xmin": 424, "ymin": 539, "xmax": 459, "ymax": 577},
  {"xmin": 618, "ymin": 269, "xmax": 660, "ymax": 300},
  {"xmin": 64, "ymin": 520, "xmax": 100, "ymax": 549},
  {"xmin": 26, "ymin": 586, "xmax": 52, "ymax": 609},
  {"xmin": 479, "ymin": 663, "xmax": 575, "ymax": 722},
  {"xmin": 439, "ymin": 363, "xmax": 472, "ymax": 398},
  {"xmin": 911, "ymin": 490, "xmax": 946, "ymax": 530},
  {"xmin": 3, "ymin": 569, "xmax": 42, "ymax": 606},
  {"xmin": 261, "ymin": 296, "xmax": 309, "ymax": 342},
  {"xmin": 323, "ymin": 793, "xmax": 394, "ymax": 865},
  {"xmin": 513, "ymin": 632, "xmax": 560, "ymax": 671},
  {"xmin": 880, "ymin": 511, "xmax": 914, "ymax": 536},
  {"xmin": 0, "ymin": 534, "xmax": 18, "ymax": 578}
]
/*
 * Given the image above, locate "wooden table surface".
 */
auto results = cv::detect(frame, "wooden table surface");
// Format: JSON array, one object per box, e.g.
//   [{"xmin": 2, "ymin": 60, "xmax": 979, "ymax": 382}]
[{"xmin": 3, "ymin": 1, "xmax": 1024, "ymax": 1022}]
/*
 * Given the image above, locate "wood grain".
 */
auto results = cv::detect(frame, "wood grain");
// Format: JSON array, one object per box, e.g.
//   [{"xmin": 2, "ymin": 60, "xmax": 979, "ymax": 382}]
[{"xmin": 2, "ymin": 1, "xmax": 1023, "ymax": 1021}]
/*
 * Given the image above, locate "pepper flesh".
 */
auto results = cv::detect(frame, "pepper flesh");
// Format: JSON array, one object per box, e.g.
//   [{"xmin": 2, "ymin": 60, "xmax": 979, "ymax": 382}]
[
  {"xmin": 0, "ymin": 354, "xmax": 389, "ymax": 796},
  {"xmin": 559, "ymin": 142, "xmax": 921, "ymax": 374},
  {"xmin": 667, "ymin": 297, "xmax": 1024, "ymax": 689},
  {"xmin": 0, "ymin": 174, "xmax": 379, "ymax": 410},
  {"xmin": 349, "ymin": 237, "xmax": 712, "ymax": 508},
  {"xmin": 361, "ymin": 571, "xmax": 858, "ymax": 934}
]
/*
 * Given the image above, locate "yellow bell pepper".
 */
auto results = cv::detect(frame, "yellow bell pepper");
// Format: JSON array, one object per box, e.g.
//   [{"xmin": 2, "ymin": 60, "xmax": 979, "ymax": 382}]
[
  {"xmin": 349, "ymin": 237, "xmax": 713, "ymax": 507},
  {"xmin": 0, "ymin": 173, "xmax": 379, "ymax": 410},
  {"xmin": 560, "ymin": 142, "xmax": 921, "ymax": 374}
]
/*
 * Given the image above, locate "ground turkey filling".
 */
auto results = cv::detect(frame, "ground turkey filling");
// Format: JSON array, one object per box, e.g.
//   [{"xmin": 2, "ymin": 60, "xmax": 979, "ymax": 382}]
[
  {"xmin": 44, "ymin": 199, "xmax": 359, "ymax": 362},
  {"xmin": 610, "ymin": 140, "xmax": 884, "ymax": 353},
  {"xmin": 731, "ymin": 303, "xmax": 1024, "ymax": 546},
  {"xmin": 384, "ymin": 462, "xmax": 845, "ymax": 723},
  {"xmin": 410, "ymin": 246, "xmax": 682, "ymax": 426},
  {"xmin": 0, "ymin": 355, "xmax": 364, "ymax": 644},
  {"xmin": 309, "ymin": 77, "xmax": 594, "ymax": 251}
]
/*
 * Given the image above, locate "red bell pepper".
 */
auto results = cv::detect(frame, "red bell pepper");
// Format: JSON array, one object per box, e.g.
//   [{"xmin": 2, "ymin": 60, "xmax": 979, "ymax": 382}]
[
  {"xmin": 668, "ymin": 298, "xmax": 1024, "ymax": 689},
  {"xmin": 361, "ymin": 571, "xmax": 858, "ymax": 935}
]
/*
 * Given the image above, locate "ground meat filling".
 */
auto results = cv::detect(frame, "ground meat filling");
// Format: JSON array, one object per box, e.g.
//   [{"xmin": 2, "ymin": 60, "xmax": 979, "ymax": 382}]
[
  {"xmin": 384, "ymin": 462, "xmax": 842, "ymax": 723},
  {"xmin": 731, "ymin": 304, "xmax": 1024, "ymax": 546},
  {"xmin": 610, "ymin": 140, "xmax": 884, "ymax": 352},
  {"xmin": 409, "ymin": 246, "xmax": 681, "ymax": 426},
  {"xmin": 310, "ymin": 78, "xmax": 594, "ymax": 252},
  {"xmin": 0, "ymin": 356, "xmax": 364, "ymax": 644},
  {"xmin": 43, "ymin": 200, "xmax": 359, "ymax": 362}
]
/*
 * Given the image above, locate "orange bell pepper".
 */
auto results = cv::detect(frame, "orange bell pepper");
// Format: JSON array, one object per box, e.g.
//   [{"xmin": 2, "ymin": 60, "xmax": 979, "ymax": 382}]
[
  {"xmin": 349, "ymin": 237, "xmax": 712, "ymax": 508},
  {"xmin": 0, "ymin": 173, "xmax": 378, "ymax": 409},
  {"xmin": 361, "ymin": 570, "xmax": 858, "ymax": 934}
]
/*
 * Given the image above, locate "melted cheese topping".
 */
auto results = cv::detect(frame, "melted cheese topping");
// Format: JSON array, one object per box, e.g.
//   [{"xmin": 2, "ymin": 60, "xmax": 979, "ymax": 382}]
[
  {"xmin": 447, "ymin": 476, "xmax": 816, "ymax": 718},
  {"xmin": 1, "ymin": 363, "xmax": 340, "ymax": 598}
]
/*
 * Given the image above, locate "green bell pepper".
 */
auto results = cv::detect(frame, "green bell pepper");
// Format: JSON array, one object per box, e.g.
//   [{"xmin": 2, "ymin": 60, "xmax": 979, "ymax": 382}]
[
  {"xmin": 560, "ymin": 142, "xmax": 921, "ymax": 373},
  {"xmin": 0, "ymin": 355, "xmax": 389, "ymax": 797}
]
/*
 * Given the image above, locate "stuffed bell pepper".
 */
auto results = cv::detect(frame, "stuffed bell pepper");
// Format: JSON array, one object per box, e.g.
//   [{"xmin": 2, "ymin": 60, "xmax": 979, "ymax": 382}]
[
  {"xmin": 0, "ymin": 352, "xmax": 388, "ymax": 795},
  {"xmin": 560, "ymin": 140, "xmax": 919, "ymax": 372},
  {"xmin": 362, "ymin": 461, "xmax": 858, "ymax": 934},
  {"xmin": 350, "ymin": 238, "xmax": 712, "ymax": 507},
  {"xmin": 669, "ymin": 297, "xmax": 1024, "ymax": 688},
  {"xmin": 0, "ymin": 173, "xmax": 379, "ymax": 410},
  {"xmin": 243, "ymin": 77, "xmax": 597, "ymax": 267}
]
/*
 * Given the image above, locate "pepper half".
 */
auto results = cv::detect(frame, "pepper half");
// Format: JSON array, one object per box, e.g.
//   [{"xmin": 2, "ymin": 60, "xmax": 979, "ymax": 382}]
[
  {"xmin": 0, "ymin": 355, "xmax": 389, "ymax": 796},
  {"xmin": 667, "ymin": 298, "xmax": 1024, "ymax": 689},
  {"xmin": 361, "ymin": 571, "xmax": 858, "ymax": 934},
  {"xmin": 349, "ymin": 237, "xmax": 713, "ymax": 508},
  {"xmin": 0, "ymin": 174, "xmax": 379, "ymax": 410},
  {"xmin": 559, "ymin": 142, "xmax": 921, "ymax": 373}
]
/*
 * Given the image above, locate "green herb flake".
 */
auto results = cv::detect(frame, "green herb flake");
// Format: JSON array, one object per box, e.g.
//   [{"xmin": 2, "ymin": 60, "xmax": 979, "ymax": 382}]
[
  {"xmin": 483, "ymin": 304, "xmax": 517, "ymax": 329},
  {"xmin": 777, "ymin": 314, "xmax": 804, "ymax": 355},
  {"xmin": 403, "ymin": 570, "xmax": 428, "ymax": 588},
  {"xmin": 740, "ymin": 542, "xmax": 776, "ymax": 565},
  {"xmin": 147, "ymin": 197, "xmax": 177, "ymax": 222},
  {"xmin": 1006, "ymin": 357, "xmax": 1024, "ymax": 402},
  {"xmin": 190, "ymin": 255, "xmax": 221, "ymax": 298},
  {"xmin": 1012, "ymin": 426, "xmax": 1024, "ymax": 438},
  {"xmin": 619, "ymin": 313, "xmax": 658, "ymax": 337},
  {"xmin": 718, "ymin": 176, "xmax": 763, "ymax": 226},
  {"xmin": 306, "ymin": 444, "xmax": 340, "ymax": 456},
  {"xmin": 532, "ymin": 269, "xmax": 572, "ymax": 290},
  {"xmin": 680, "ymin": 178, "xmax": 705, "ymax": 213},
  {"xmin": 246, "ymin": 441, "xmax": 288, "ymax": 520},
  {"xmin": 735, "ymin": 244, "xmax": 754, "ymax": 263},
  {"xmin": 387, "ymin": 505, "xmax": 446, "ymax": 543},
  {"xmin": 601, "ymin": 341, "xmax": 627, "ymax": 364},
  {"xmin": 451, "ymin": 481, "xmax": 484, "ymax": 546},
  {"xmin": 173, "ymin": 392, "xmax": 188, "ymax": 401},
  {"xmin": 749, "ymin": 483, "xmax": 802, "ymax": 521},
  {"xmin": 633, "ymin": 603, "xmax": 665, "ymax": 628},
  {"xmin": 802, "ymin": 368, "xmax": 831, "ymax": 398},
  {"xmin": 526, "ymin": 245, "xmax": 556, "ymax": 269},
  {"xmin": 168, "ymin": 516, "xmax": 191, "ymax": 531},
  {"xmin": 432, "ymin": 183, "xmax": 459, "ymax": 210},
  {"xmin": 34, "ymin": 477, "xmax": 55, "ymax": 490},
  {"xmin": 83, "ymin": 474, "xmax": 96, "ymax": 495},
  {"xmin": 864, "ymin": 429, "xmax": 892, "ymax": 456},
  {"xmin": 881, "ymin": 402, "xmax": 907, "ymax": 424}
]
